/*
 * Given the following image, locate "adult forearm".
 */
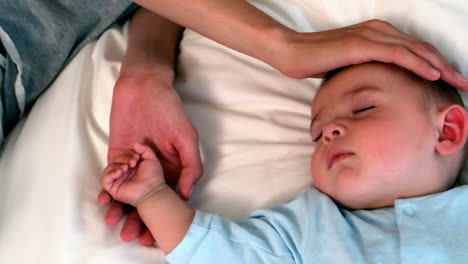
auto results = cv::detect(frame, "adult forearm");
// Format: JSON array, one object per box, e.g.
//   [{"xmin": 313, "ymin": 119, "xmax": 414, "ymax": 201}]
[
  {"xmin": 120, "ymin": 7, "xmax": 183, "ymax": 85},
  {"xmin": 137, "ymin": 185, "xmax": 195, "ymax": 254},
  {"xmin": 132, "ymin": 0, "xmax": 292, "ymax": 70}
]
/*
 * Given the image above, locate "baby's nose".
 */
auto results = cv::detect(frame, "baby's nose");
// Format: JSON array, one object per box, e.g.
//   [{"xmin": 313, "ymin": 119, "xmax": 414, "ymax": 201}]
[{"xmin": 323, "ymin": 123, "xmax": 346, "ymax": 144}]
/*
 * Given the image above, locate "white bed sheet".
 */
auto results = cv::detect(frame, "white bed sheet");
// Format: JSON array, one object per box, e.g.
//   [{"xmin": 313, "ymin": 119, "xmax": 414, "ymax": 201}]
[{"xmin": 1, "ymin": 0, "xmax": 467, "ymax": 263}]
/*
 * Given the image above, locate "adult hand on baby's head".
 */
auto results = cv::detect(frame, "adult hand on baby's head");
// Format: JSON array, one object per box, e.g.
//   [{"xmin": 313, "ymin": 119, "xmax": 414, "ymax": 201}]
[{"xmin": 273, "ymin": 19, "xmax": 468, "ymax": 91}]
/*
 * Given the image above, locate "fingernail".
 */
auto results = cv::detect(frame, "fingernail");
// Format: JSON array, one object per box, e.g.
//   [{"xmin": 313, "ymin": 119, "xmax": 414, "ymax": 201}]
[
  {"xmin": 454, "ymin": 71, "xmax": 468, "ymax": 83},
  {"xmin": 429, "ymin": 68, "xmax": 441, "ymax": 79},
  {"xmin": 188, "ymin": 187, "xmax": 193, "ymax": 199}
]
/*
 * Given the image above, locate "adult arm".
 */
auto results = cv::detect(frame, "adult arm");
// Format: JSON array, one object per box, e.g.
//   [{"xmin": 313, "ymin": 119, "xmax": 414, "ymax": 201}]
[
  {"xmin": 98, "ymin": 7, "xmax": 201, "ymax": 245},
  {"xmin": 133, "ymin": 0, "xmax": 468, "ymax": 91}
]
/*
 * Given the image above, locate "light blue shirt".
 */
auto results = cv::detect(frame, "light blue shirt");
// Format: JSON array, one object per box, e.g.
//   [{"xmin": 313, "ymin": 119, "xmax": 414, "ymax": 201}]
[{"xmin": 167, "ymin": 185, "xmax": 468, "ymax": 263}]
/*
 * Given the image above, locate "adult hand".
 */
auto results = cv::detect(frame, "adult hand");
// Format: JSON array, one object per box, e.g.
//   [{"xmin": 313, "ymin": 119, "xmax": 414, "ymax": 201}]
[
  {"xmin": 108, "ymin": 74, "xmax": 202, "ymax": 197},
  {"xmin": 271, "ymin": 19, "xmax": 468, "ymax": 91},
  {"xmin": 98, "ymin": 71, "xmax": 202, "ymax": 246}
]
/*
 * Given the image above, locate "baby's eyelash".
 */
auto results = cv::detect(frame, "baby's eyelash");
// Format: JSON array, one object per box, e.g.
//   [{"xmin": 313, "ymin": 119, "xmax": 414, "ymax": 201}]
[
  {"xmin": 313, "ymin": 132, "xmax": 322, "ymax": 142},
  {"xmin": 313, "ymin": 105, "xmax": 375, "ymax": 142},
  {"xmin": 353, "ymin": 105, "xmax": 375, "ymax": 114}
]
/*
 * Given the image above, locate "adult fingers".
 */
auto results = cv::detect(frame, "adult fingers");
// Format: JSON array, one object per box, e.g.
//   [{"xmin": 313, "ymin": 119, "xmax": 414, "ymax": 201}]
[
  {"xmin": 392, "ymin": 39, "xmax": 466, "ymax": 89},
  {"xmin": 357, "ymin": 37, "xmax": 468, "ymax": 90},
  {"xmin": 174, "ymin": 131, "xmax": 203, "ymax": 201},
  {"xmin": 446, "ymin": 68, "xmax": 468, "ymax": 91},
  {"xmin": 120, "ymin": 210, "xmax": 142, "ymax": 242},
  {"xmin": 97, "ymin": 190, "xmax": 112, "ymax": 205},
  {"xmin": 138, "ymin": 227, "xmax": 156, "ymax": 246},
  {"xmin": 346, "ymin": 20, "xmax": 468, "ymax": 90},
  {"xmin": 350, "ymin": 19, "xmax": 417, "ymax": 42},
  {"xmin": 292, "ymin": 28, "xmax": 441, "ymax": 79},
  {"xmin": 104, "ymin": 201, "xmax": 126, "ymax": 226},
  {"xmin": 368, "ymin": 31, "xmax": 455, "ymax": 83},
  {"xmin": 344, "ymin": 25, "xmax": 448, "ymax": 77},
  {"xmin": 340, "ymin": 36, "xmax": 441, "ymax": 81}
]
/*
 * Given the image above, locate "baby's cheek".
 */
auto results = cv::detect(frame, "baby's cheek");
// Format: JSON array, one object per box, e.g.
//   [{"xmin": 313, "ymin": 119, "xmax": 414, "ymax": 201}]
[
  {"xmin": 310, "ymin": 153, "xmax": 321, "ymax": 182},
  {"xmin": 310, "ymin": 152, "xmax": 329, "ymax": 192},
  {"xmin": 365, "ymin": 134, "xmax": 413, "ymax": 171}
]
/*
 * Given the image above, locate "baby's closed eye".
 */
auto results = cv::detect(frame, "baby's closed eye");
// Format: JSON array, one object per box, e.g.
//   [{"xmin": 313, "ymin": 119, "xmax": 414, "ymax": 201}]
[
  {"xmin": 313, "ymin": 132, "xmax": 322, "ymax": 142},
  {"xmin": 352, "ymin": 105, "xmax": 375, "ymax": 115}
]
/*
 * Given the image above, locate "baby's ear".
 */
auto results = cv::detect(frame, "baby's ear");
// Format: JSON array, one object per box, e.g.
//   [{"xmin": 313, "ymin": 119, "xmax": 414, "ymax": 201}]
[{"xmin": 435, "ymin": 104, "xmax": 468, "ymax": 156}]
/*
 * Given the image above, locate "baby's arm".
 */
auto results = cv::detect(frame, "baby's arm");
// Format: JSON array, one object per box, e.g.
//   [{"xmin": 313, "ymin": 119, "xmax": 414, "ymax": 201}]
[
  {"xmin": 102, "ymin": 143, "xmax": 194, "ymax": 253},
  {"xmin": 137, "ymin": 182, "xmax": 195, "ymax": 253},
  {"xmin": 104, "ymin": 146, "xmax": 326, "ymax": 261}
]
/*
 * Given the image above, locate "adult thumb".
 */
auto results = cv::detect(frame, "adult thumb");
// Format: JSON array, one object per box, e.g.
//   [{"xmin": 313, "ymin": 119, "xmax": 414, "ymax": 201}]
[{"xmin": 175, "ymin": 136, "xmax": 203, "ymax": 201}]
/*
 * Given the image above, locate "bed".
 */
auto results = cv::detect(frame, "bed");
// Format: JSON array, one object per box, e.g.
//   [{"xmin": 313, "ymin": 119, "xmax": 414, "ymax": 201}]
[{"xmin": 1, "ymin": 0, "xmax": 467, "ymax": 263}]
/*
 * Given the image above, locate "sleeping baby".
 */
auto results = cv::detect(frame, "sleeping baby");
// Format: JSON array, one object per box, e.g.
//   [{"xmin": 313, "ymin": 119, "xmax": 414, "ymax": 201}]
[{"xmin": 101, "ymin": 62, "xmax": 468, "ymax": 263}]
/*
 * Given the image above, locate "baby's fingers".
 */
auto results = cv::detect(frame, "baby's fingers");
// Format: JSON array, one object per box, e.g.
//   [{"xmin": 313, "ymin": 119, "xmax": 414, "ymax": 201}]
[
  {"xmin": 102, "ymin": 163, "xmax": 128, "ymax": 192},
  {"xmin": 111, "ymin": 151, "xmax": 140, "ymax": 168},
  {"xmin": 133, "ymin": 142, "xmax": 158, "ymax": 161}
]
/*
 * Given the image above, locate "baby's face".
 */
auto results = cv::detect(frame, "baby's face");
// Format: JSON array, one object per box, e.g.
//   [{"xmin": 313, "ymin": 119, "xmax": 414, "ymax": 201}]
[{"xmin": 310, "ymin": 62, "xmax": 447, "ymax": 209}]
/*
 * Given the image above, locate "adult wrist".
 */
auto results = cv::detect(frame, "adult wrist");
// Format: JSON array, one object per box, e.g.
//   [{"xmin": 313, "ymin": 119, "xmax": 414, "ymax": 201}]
[
  {"xmin": 120, "ymin": 57, "xmax": 175, "ymax": 80},
  {"xmin": 116, "ymin": 63, "xmax": 176, "ymax": 92},
  {"xmin": 261, "ymin": 27, "xmax": 302, "ymax": 78}
]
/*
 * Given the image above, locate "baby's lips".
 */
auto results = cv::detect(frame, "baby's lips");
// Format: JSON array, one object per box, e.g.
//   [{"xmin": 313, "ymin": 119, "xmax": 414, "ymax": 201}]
[{"xmin": 326, "ymin": 147, "xmax": 354, "ymax": 168}]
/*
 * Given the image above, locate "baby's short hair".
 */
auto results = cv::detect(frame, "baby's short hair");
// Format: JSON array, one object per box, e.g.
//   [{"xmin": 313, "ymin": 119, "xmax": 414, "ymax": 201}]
[
  {"xmin": 322, "ymin": 64, "xmax": 465, "ymax": 109},
  {"xmin": 420, "ymin": 79, "xmax": 465, "ymax": 110}
]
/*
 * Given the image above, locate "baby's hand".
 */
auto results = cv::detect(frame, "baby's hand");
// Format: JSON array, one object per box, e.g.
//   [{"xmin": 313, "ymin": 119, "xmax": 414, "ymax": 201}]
[{"xmin": 102, "ymin": 143, "xmax": 166, "ymax": 207}]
